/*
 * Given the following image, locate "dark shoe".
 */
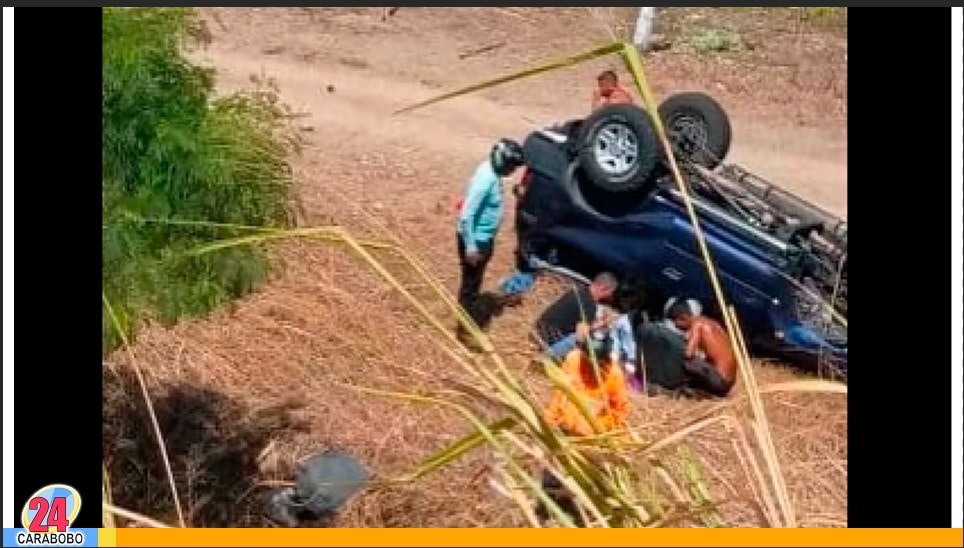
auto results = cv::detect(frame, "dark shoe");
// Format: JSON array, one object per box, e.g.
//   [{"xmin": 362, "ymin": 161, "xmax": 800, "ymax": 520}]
[
  {"xmin": 497, "ymin": 292, "xmax": 523, "ymax": 308},
  {"xmin": 646, "ymin": 383, "xmax": 680, "ymax": 397},
  {"xmin": 477, "ymin": 291, "xmax": 506, "ymax": 321},
  {"xmin": 456, "ymin": 324, "xmax": 484, "ymax": 353},
  {"xmin": 678, "ymin": 386, "xmax": 715, "ymax": 400}
]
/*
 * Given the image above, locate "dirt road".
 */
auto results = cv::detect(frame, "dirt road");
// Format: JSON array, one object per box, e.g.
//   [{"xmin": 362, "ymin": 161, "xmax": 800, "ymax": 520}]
[{"xmin": 195, "ymin": 7, "xmax": 846, "ymax": 219}]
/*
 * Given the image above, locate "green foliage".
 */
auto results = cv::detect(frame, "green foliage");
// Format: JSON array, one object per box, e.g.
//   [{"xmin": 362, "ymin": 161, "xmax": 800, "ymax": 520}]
[
  {"xmin": 796, "ymin": 7, "xmax": 847, "ymax": 23},
  {"xmin": 102, "ymin": 7, "xmax": 299, "ymax": 354},
  {"xmin": 687, "ymin": 27, "xmax": 743, "ymax": 54}
]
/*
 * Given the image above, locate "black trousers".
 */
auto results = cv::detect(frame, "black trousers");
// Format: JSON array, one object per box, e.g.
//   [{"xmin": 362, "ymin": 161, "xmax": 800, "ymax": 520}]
[
  {"xmin": 456, "ymin": 235, "xmax": 494, "ymax": 328},
  {"xmin": 684, "ymin": 358, "xmax": 734, "ymax": 397}
]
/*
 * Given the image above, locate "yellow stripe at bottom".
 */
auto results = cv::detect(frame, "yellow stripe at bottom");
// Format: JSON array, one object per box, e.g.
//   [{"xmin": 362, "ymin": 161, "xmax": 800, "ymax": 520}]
[{"xmin": 97, "ymin": 527, "xmax": 116, "ymax": 547}]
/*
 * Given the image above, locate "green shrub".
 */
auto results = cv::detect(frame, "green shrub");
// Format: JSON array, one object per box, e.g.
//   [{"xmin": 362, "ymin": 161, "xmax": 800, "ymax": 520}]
[
  {"xmin": 799, "ymin": 7, "xmax": 847, "ymax": 23},
  {"xmin": 688, "ymin": 27, "xmax": 743, "ymax": 54},
  {"xmin": 102, "ymin": 7, "xmax": 299, "ymax": 354}
]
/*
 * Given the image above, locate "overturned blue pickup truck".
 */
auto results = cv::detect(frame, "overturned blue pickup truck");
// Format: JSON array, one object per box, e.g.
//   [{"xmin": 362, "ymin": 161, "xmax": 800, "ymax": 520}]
[{"xmin": 500, "ymin": 92, "xmax": 847, "ymax": 375}]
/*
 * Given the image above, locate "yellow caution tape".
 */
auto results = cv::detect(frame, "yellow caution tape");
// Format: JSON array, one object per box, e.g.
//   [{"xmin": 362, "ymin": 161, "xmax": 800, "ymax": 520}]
[{"xmin": 393, "ymin": 42, "xmax": 625, "ymax": 115}]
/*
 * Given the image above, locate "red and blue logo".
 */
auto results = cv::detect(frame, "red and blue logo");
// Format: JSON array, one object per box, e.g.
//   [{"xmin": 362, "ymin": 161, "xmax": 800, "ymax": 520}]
[
  {"xmin": 21, "ymin": 484, "xmax": 82, "ymax": 533},
  {"xmin": 2, "ymin": 484, "xmax": 97, "ymax": 547}
]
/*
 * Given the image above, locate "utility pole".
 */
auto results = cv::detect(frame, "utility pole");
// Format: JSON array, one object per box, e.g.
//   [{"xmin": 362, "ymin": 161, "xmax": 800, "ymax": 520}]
[{"xmin": 633, "ymin": 7, "xmax": 656, "ymax": 51}]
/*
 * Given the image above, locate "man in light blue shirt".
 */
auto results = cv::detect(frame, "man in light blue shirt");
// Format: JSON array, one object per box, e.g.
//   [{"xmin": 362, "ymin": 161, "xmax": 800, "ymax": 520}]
[{"xmin": 455, "ymin": 138, "xmax": 525, "ymax": 342}]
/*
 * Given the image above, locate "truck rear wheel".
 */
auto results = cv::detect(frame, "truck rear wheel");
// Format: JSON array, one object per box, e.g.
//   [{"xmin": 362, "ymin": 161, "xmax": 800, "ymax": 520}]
[
  {"xmin": 658, "ymin": 92, "xmax": 732, "ymax": 169},
  {"xmin": 575, "ymin": 104, "xmax": 660, "ymax": 193}
]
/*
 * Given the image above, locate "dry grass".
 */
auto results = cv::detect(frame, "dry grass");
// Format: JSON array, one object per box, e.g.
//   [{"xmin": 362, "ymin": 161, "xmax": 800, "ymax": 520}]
[
  {"xmin": 104, "ymin": 232, "xmax": 518, "ymax": 527},
  {"xmin": 102, "ymin": 210, "xmax": 847, "ymax": 527},
  {"xmin": 649, "ymin": 7, "xmax": 847, "ymax": 122},
  {"xmin": 101, "ymin": 146, "xmax": 848, "ymax": 529},
  {"xmin": 102, "ymin": 7, "xmax": 847, "ymax": 529}
]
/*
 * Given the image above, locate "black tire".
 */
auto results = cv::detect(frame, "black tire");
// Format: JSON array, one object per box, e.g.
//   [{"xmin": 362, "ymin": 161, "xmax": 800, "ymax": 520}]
[
  {"xmin": 658, "ymin": 92, "xmax": 731, "ymax": 169},
  {"xmin": 575, "ymin": 104, "xmax": 660, "ymax": 193}
]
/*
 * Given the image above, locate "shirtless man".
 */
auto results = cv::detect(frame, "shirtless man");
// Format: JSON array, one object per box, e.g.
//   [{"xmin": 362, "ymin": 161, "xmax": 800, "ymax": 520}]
[
  {"xmin": 667, "ymin": 300, "xmax": 737, "ymax": 397},
  {"xmin": 591, "ymin": 70, "xmax": 635, "ymax": 111}
]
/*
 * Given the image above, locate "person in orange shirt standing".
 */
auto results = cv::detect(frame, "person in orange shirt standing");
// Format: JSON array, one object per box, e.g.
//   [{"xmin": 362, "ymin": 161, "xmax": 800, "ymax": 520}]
[
  {"xmin": 537, "ymin": 327, "xmax": 631, "ymax": 525},
  {"xmin": 591, "ymin": 70, "xmax": 635, "ymax": 111}
]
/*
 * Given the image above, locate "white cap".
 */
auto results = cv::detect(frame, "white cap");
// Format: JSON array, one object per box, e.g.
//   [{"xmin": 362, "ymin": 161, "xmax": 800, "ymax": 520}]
[{"xmin": 664, "ymin": 297, "xmax": 703, "ymax": 317}]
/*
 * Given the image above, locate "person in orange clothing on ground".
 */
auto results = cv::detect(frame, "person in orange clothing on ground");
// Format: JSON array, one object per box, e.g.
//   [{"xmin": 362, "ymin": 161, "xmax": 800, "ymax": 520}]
[
  {"xmin": 544, "ymin": 325, "xmax": 630, "ymax": 437},
  {"xmin": 591, "ymin": 70, "xmax": 635, "ymax": 111},
  {"xmin": 536, "ymin": 327, "xmax": 631, "ymax": 526}
]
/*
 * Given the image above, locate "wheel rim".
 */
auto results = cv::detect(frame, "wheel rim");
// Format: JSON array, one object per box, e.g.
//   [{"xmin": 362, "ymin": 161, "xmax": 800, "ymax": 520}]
[
  {"xmin": 592, "ymin": 122, "xmax": 639, "ymax": 176},
  {"xmin": 669, "ymin": 115, "xmax": 708, "ymax": 156}
]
